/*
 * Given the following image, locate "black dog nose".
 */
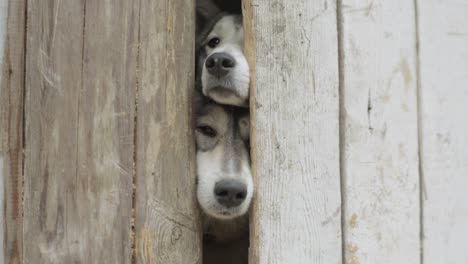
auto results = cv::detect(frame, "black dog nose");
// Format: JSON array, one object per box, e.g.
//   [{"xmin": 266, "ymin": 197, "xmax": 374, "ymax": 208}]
[
  {"xmin": 214, "ymin": 180, "xmax": 247, "ymax": 208},
  {"xmin": 205, "ymin": 53, "xmax": 236, "ymax": 77}
]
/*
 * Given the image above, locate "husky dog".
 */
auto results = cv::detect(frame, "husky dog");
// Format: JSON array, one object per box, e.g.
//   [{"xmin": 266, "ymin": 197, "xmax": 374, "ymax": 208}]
[
  {"xmin": 196, "ymin": 1, "xmax": 249, "ymax": 107},
  {"xmin": 194, "ymin": 91, "xmax": 253, "ymax": 228},
  {"xmin": 195, "ymin": 2, "xmax": 251, "ymax": 263},
  {"xmin": 196, "ymin": 0, "xmax": 252, "ymax": 229},
  {"xmin": 194, "ymin": 90, "xmax": 251, "ymax": 264}
]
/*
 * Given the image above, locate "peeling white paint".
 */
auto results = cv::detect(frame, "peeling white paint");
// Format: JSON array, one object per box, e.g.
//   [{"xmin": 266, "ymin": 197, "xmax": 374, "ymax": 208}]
[
  {"xmin": 419, "ymin": 1, "xmax": 468, "ymax": 263},
  {"xmin": 340, "ymin": 1, "xmax": 420, "ymax": 263}
]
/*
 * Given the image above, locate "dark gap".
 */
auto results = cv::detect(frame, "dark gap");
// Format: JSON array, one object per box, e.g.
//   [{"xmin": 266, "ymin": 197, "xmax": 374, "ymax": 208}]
[
  {"xmin": 336, "ymin": 0, "xmax": 347, "ymax": 263},
  {"xmin": 212, "ymin": 0, "xmax": 241, "ymax": 14},
  {"xmin": 130, "ymin": 1, "xmax": 142, "ymax": 263},
  {"xmin": 21, "ymin": 0, "xmax": 29, "ymax": 225},
  {"xmin": 413, "ymin": 0, "xmax": 424, "ymax": 263},
  {"xmin": 367, "ymin": 88, "xmax": 373, "ymax": 132},
  {"xmin": 74, "ymin": 0, "xmax": 87, "ymax": 231}
]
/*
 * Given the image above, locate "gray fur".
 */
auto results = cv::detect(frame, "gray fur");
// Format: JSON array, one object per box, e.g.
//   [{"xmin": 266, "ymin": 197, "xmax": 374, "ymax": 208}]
[
  {"xmin": 197, "ymin": 13, "xmax": 250, "ymax": 107},
  {"xmin": 194, "ymin": 91, "xmax": 252, "ymax": 242},
  {"xmin": 195, "ymin": 2, "xmax": 252, "ymax": 248}
]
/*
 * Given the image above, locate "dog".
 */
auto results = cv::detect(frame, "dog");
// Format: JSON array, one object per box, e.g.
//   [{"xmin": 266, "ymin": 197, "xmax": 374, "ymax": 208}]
[
  {"xmin": 194, "ymin": 90, "xmax": 252, "ymax": 237},
  {"xmin": 195, "ymin": 0, "xmax": 252, "ymax": 231},
  {"xmin": 196, "ymin": 0, "xmax": 249, "ymax": 107},
  {"xmin": 194, "ymin": 90, "xmax": 251, "ymax": 264},
  {"xmin": 195, "ymin": 1, "xmax": 251, "ymax": 263}
]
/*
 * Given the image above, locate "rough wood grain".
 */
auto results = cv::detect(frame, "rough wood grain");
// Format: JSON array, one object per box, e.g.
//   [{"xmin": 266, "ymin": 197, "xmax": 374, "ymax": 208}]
[
  {"xmin": 0, "ymin": 0, "xmax": 4, "ymax": 256},
  {"xmin": 0, "ymin": 157, "xmax": 3, "ymax": 263},
  {"xmin": 0, "ymin": 0, "xmax": 26, "ymax": 262},
  {"xmin": 134, "ymin": 0, "xmax": 202, "ymax": 263},
  {"xmin": 339, "ymin": 1, "xmax": 420, "ymax": 263},
  {"xmin": 23, "ymin": 0, "xmax": 138, "ymax": 262},
  {"xmin": 417, "ymin": 1, "xmax": 468, "ymax": 263},
  {"xmin": 244, "ymin": 0, "xmax": 342, "ymax": 263}
]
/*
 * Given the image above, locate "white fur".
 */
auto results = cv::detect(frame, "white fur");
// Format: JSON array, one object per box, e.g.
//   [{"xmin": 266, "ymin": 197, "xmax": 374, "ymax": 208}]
[
  {"xmin": 195, "ymin": 107, "xmax": 253, "ymax": 220},
  {"xmin": 201, "ymin": 16, "xmax": 250, "ymax": 107},
  {"xmin": 197, "ymin": 145, "xmax": 253, "ymax": 220}
]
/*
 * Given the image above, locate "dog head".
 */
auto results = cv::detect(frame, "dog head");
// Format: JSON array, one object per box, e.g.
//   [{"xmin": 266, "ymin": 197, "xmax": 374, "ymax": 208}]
[
  {"xmin": 194, "ymin": 93, "xmax": 253, "ymax": 219},
  {"xmin": 197, "ymin": 10, "xmax": 249, "ymax": 107}
]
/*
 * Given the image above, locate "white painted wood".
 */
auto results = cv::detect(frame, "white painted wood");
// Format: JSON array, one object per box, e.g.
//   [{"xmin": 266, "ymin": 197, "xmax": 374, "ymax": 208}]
[
  {"xmin": 417, "ymin": 1, "xmax": 468, "ymax": 263},
  {"xmin": 244, "ymin": 0, "xmax": 342, "ymax": 263},
  {"xmin": 339, "ymin": 1, "xmax": 421, "ymax": 263}
]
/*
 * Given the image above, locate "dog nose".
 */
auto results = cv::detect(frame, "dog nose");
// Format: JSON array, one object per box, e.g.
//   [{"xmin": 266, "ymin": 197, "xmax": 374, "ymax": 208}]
[
  {"xmin": 214, "ymin": 180, "xmax": 247, "ymax": 208},
  {"xmin": 205, "ymin": 53, "xmax": 236, "ymax": 77}
]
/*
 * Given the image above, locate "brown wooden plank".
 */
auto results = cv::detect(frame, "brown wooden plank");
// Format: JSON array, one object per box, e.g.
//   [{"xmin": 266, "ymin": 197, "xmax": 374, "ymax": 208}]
[
  {"xmin": 77, "ymin": 0, "xmax": 139, "ymax": 262},
  {"xmin": 23, "ymin": 0, "xmax": 137, "ymax": 262},
  {"xmin": 134, "ymin": 0, "xmax": 202, "ymax": 263},
  {"xmin": 0, "ymin": 0, "xmax": 26, "ymax": 262},
  {"xmin": 23, "ymin": 1, "xmax": 84, "ymax": 262}
]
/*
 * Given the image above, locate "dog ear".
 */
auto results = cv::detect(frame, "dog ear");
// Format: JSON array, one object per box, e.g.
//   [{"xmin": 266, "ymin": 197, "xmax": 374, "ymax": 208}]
[{"xmin": 197, "ymin": 0, "xmax": 221, "ymax": 21}]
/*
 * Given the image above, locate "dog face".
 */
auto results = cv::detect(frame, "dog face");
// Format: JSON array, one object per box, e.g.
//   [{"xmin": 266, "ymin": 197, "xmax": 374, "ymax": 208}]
[
  {"xmin": 197, "ymin": 15, "xmax": 250, "ymax": 107},
  {"xmin": 194, "ymin": 95, "xmax": 253, "ymax": 219}
]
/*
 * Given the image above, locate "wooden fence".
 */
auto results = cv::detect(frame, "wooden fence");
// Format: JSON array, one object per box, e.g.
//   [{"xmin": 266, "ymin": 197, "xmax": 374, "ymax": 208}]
[{"xmin": 1, "ymin": 0, "xmax": 467, "ymax": 263}]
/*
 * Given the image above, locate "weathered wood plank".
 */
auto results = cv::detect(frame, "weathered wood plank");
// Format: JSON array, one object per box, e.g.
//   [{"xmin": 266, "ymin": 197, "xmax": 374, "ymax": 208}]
[
  {"xmin": 24, "ymin": 0, "xmax": 137, "ymax": 262},
  {"xmin": 1, "ymin": 1, "xmax": 8, "ymax": 261},
  {"xmin": 0, "ymin": 0, "xmax": 26, "ymax": 262},
  {"xmin": 244, "ymin": 0, "xmax": 342, "ymax": 263},
  {"xmin": 0, "ymin": 0, "xmax": 3, "ymax": 253},
  {"xmin": 24, "ymin": 2, "xmax": 83, "ymax": 262},
  {"xmin": 77, "ymin": 0, "xmax": 138, "ymax": 262},
  {"xmin": 417, "ymin": 1, "xmax": 468, "ymax": 263},
  {"xmin": 339, "ymin": 1, "xmax": 420, "ymax": 263},
  {"xmin": 134, "ymin": 0, "xmax": 201, "ymax": 263},
  {"xmin": 0, "ymin": 156, "xmax": 3, "ymax": 263}
]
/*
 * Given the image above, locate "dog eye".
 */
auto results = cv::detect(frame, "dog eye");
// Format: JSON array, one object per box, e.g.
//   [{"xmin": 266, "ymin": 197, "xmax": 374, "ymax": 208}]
[
  {"xmin": 207, "ymin": 37, "xmax": 220, "ymax": 48},
  {"xmin": 196, "ymin": 125, "xmax": 217, "ymax": 138}
]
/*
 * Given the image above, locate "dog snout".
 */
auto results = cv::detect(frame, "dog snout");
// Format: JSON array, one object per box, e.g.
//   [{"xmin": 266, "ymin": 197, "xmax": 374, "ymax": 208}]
[
  {"xmin": 214, "ymin": 180, "xmax": 247, "ymax": 208},
  {"xmin": 205, "ymin": 52, "xmax": 236, "ymax": 77}
]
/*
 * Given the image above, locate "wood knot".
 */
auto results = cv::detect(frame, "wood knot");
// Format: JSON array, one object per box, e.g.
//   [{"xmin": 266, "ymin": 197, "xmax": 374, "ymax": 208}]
[{"xmin": 170, "ymin": 226, "xmax": 182, "ymax": 245}]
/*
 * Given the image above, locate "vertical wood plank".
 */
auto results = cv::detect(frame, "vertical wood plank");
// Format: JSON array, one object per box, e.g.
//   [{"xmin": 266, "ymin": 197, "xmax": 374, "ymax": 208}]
[
  {"xmin": 244, "ymin": 0, "xmax": 342, "ymax": 263},
  {"xmin": 134, "ymin": 0, "xmax": 201, "ymax": 263},
  {"xmin": 77, "ymin": 0, "xmax": 138, "ymax": 262},
  {"xmin": 24, "ymin": 1, "xmax": 84, "ymax": 261},
  {"xmin": 24, "ymin": 0, "xmax": 137, "ymax": 262},
  {"xmin": 417, "ymin": 1, "xmax": 468, "ymax": 263},
  {"xmin": 1, "ymin": 0, "xmax": 7, "ymax": 260},
  {"xmin": 339, "ymin": 1, "xmax": 420, "ymax": 263},
  {"xmin": 0, "ymin": 156, "xmax": 3, "ymax": 263},
  {"xmin": 0, "ymin": 0, "xmax": 26, "ymax": 262}
]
